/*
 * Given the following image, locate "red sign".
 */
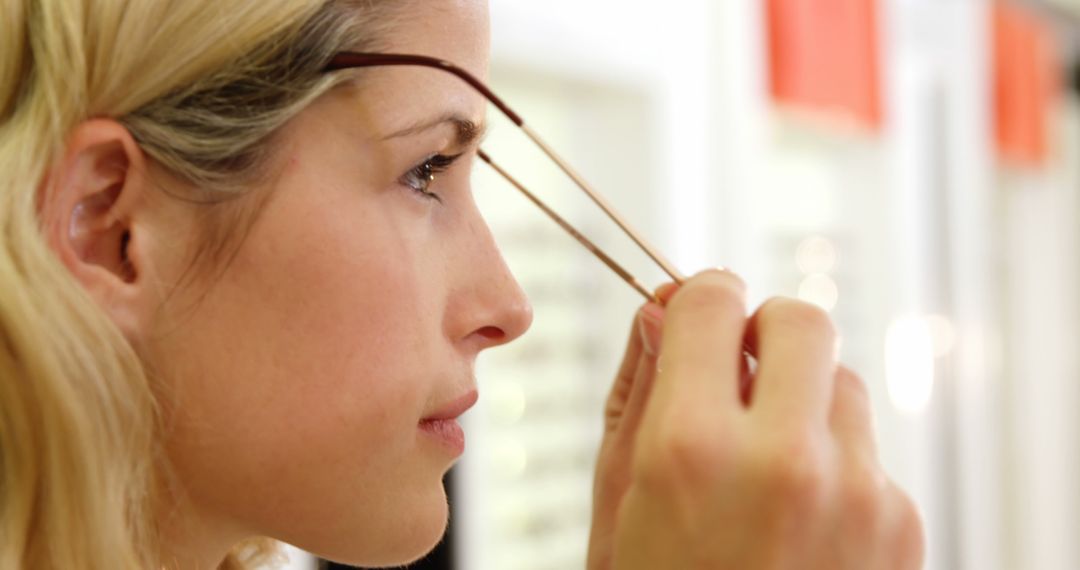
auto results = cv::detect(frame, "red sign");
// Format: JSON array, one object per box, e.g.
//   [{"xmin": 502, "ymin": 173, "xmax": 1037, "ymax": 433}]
[
  {"xmin": 766, "ymin": 0, "xmax": 883, "ymax": 129},
  {"xmin": 993, "ymin": 1, "xmax": 1061, "ymax": 168}
]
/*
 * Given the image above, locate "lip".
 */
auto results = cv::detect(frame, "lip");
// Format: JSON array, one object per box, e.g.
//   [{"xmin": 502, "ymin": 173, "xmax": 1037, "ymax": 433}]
[
  {"xmin": 418, "ymin": 390, "xmax": 477, "ymax": 456},
  {"xmin": 421, "ymin": 389, "xmax": 479, "ymax": 422}
]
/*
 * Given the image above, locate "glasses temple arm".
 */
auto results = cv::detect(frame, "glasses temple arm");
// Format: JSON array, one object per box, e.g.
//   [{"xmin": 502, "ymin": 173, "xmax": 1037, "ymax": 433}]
[
  {"xmin": 478, "ymin": 150, "xmax": 660, "ymax": 304},
  {"xmin": 514, "ymin": 125, "xmax": 685, "ymax": 284},
  {"xmin": 326, "ymin": 52, "xmax": 685, "ymax": 285}
]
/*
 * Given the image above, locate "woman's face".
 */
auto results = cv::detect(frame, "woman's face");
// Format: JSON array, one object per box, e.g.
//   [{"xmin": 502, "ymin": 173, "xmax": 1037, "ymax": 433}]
[{"xmin": 147, "ymin": 0, "xmax": 530, "ymax": 565}]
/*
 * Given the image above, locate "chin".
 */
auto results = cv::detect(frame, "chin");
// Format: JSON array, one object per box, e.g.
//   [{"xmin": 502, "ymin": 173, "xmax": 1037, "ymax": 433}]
[
  {"xmin": 318, "ymin": 485, "xmax": 451, "ymax": 568},
  {"xmin": 398, "ymin": 500, "xmax": 451, "ymax": 565}
]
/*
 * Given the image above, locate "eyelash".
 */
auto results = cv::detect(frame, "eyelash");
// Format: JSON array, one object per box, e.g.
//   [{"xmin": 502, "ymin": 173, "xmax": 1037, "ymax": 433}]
[{"xmin": 400, "ymin": 153, "xmax": 463, "ymax": 203}]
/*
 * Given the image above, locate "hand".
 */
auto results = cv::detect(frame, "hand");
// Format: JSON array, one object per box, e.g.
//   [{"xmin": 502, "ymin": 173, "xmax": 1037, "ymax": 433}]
[
  {"xmin": 586, "ymin": 283, "xmax": 673, "ymax": 570},
  {"xmin": 587, "ymin": 270, "xmax": 924, "ymax": 570}
]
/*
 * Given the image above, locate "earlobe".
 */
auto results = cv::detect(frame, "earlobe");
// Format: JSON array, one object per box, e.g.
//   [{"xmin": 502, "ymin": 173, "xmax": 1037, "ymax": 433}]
[{"xmin": 40, "ymin": 120, "xmax": 152, "ymax": 335}]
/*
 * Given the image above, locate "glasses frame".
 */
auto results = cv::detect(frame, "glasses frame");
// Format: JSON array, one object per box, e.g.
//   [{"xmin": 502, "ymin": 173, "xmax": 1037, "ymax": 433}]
[{"xmin": 325, "ymin": 52, "xmax": 685, "ymax": 301}]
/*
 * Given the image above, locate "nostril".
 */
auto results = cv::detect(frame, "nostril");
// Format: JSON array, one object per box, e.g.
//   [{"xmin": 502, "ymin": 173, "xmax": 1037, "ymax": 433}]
[{"xmin": 475, "ymin": 326, "xmax": 505, "ymax": 341}]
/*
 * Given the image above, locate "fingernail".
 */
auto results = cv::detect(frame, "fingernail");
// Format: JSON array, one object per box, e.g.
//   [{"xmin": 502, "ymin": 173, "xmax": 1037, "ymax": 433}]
[{"xmin": 639, "ymin": 304, "xmax": 664, "ymax": 356}]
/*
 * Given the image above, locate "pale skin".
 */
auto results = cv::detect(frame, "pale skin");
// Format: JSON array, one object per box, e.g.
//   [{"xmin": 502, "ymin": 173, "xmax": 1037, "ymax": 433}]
[{"xmin": 39, "ymin": 1, "xmax": 923, "ymax": 569}]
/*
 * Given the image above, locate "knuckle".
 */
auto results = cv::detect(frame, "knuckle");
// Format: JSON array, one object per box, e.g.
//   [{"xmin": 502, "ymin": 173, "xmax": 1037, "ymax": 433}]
[
  {"xmin": 756, "ymin": 434, "xmax": 829, "ymax": 517},
  {"xmin": 634, "ymin": 419, "xmax": 729, "ymax": 492},
  {"xmin": 759, "ymin": 296, "xmax": 837, "ymax": 339},
  {"xmin": 838, "ymin": 464, "xmax": 889, "ymax": 533}
]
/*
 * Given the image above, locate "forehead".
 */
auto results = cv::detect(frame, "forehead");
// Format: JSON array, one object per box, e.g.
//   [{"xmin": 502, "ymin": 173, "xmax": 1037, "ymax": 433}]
[
  {"xmin": 378, "ymin": 0, "xmax": 491, "ymax": 76},
  {"xmin": 341, "ymin": 0, "xmax": 492, "ymax": 133}
]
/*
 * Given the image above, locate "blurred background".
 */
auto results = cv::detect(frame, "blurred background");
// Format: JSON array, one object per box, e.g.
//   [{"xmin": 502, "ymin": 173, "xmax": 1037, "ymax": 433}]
[{"xmin": 305, "ymin": 1, "xmax": 1080, "ymax": 569}]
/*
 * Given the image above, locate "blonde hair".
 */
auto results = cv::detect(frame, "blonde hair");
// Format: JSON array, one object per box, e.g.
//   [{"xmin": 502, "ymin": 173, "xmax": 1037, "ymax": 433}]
[{"xmin": 0, "ymin": 1, "xmax": 386, "ymax": 568}]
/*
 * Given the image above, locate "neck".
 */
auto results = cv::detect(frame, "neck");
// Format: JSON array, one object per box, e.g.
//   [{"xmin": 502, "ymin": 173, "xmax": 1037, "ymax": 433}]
[{"xmin": 155, "ymin": 481, "xmax": 247, "ymax": 570}]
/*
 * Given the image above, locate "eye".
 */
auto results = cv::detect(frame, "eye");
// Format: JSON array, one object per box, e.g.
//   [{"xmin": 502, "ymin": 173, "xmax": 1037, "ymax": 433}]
[{"xmin": 400, "ymin": 153, "xmax": 463, "ymax": 203}]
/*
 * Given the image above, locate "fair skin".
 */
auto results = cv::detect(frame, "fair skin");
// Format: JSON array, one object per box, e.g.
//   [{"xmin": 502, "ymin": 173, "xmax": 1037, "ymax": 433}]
[{"xmin": 41, "ymin": 1, "xmax": 923, "ymax": 569}]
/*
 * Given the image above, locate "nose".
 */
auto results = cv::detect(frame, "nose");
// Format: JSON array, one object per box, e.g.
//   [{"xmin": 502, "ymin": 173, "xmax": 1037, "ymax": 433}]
[{"xmin": 447, "ymin": 213, "xmax": 533, "ymax": 352}]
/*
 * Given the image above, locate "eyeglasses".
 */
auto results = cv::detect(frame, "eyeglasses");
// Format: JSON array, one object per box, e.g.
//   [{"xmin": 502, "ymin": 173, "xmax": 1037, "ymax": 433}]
[{"xmin": 325, "ymin": 52, "xmax": 686, "ymax": 303}]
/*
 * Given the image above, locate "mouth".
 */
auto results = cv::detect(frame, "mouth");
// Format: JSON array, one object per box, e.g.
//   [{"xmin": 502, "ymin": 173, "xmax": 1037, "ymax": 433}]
[
  {"xmin": 419, "ymin": 390, "xmax": 478, "ymax": 455},
  {"xmin": 421, "ymin": 390, "xmax": 479, "ymax": 422}
]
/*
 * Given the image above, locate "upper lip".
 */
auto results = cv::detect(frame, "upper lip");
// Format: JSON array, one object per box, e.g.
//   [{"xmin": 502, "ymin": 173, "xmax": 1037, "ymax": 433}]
[{"xmin": 421, "ymin": 389, "xmax": 479, "ymax": 422}]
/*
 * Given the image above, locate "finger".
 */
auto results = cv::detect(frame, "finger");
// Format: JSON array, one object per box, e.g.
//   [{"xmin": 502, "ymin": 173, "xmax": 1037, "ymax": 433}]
[
  {"xmin": 886, "ymin": 482, "xmax": 926, "ymax": 570},
  {"xmin": 597, "ymin": 324, "xmax": 662, "ymax": 497},
  {"xmin": 604, "ymin": 306, "xmax": 649, "ymax": 434},
  {"xmin": 649, "ymin": 269, "xmax": 748, "ymax": 416},
  {"xmin": 613, "ymin": 318, "xmax": 662, "ymax": 443},
  {"xmin": 746, "ymin": 297, "xmax": 838, "ymax": 427},
  {"xmin": 829, "ymin": 365, "xmax": 877, "ymax": 456}
]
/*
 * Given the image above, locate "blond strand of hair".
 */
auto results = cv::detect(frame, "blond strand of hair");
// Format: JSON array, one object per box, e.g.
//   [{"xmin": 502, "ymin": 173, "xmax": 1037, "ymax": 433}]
[{"xmin": 1, "ymin": 1, "xmax": 385, "ymax": 568}]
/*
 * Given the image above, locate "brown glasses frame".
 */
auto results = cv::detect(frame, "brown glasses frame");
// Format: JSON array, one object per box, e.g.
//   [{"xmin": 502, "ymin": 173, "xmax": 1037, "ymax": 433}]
[{"xmin": 325, "ymin": 52, "xmax": 685, "ymax": 301}]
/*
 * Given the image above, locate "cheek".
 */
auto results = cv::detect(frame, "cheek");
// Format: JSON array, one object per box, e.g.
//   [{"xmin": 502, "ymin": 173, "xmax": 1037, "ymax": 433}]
[
  {"xmin": 195, "ymin": 206, "xmax": 432, "ymax": 438},
  {"xmin": 150, "ymin": 183, "xmax": 452, "ymax": 551}
]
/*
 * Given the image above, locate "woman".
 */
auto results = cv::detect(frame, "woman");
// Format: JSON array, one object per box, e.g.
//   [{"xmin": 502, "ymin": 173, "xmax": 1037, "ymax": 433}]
[{"xmin": 0, "ymin": 1, "xmax": 924, "ymax": 568}]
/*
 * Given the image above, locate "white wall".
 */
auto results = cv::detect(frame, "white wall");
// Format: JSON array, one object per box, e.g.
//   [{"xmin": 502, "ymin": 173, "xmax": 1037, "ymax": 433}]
[{"xmin": 455, "ymin": 2, "xmax": 1080, "ymax": 569}]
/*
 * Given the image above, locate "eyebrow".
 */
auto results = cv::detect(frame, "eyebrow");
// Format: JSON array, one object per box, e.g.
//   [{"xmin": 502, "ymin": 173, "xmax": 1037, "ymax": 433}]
[{"xmin": 382, "ymin": 113, "xmax": 488, "ymax": 147}]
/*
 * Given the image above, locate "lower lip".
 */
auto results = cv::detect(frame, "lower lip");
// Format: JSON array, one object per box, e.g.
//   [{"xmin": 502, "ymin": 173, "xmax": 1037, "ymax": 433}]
[{"xmin": 419, "ymin": 419, "xmax": 465, "ymax": 455}]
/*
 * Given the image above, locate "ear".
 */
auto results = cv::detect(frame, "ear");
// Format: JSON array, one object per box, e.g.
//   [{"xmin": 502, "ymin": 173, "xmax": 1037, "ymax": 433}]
[{"xmin": 39, "ymin": 119, "xmax": 157, "ymax": 338}]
